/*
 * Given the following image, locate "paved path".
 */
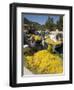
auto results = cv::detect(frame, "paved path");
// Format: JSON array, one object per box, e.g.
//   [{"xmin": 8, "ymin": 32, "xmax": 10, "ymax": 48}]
[{"xmin": 24, "ymin": 67, "xmax": 33, "ymax": 75}]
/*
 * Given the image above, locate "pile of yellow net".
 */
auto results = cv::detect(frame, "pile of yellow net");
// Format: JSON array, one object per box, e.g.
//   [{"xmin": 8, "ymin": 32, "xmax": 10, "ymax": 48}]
[
  {"xmin": 24, "ymin": 50, "xmax": 63, "ymax": 74},
  {"xmin": 45, "ymin": 38, "xmax": 62, "ymax": 45},
  {"xmin": 32, "ymin": 34, "xmax": 41, "ymax": 41},
  {"xmin": 32, "ymin": 34, "xmax": 62, "ymax": 45}
]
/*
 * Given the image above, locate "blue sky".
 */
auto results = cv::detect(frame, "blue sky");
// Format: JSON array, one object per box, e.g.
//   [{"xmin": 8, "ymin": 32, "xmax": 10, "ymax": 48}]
[{"xmin": 22, "ymin": 14, "xmax": 60, "ymax": 25}]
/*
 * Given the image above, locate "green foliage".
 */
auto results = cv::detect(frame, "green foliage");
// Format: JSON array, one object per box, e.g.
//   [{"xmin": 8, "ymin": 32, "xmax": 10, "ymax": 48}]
[
  {"xmin": 44, "ymin": 17, "xmax": 56, "ymax": 31},
  {"xmin": 32, "ymin": 22, "xmax": 42, "ymax": 30},
  {"xmin": 56, "ymin": 16, "xmax": 63, "ymax": 31}
]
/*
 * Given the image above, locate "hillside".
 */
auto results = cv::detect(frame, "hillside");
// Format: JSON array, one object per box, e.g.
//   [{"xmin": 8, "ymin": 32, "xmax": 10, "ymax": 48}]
[{"xmin": 24, "ymin": 17, "xmax": 42, "ymax": 30}]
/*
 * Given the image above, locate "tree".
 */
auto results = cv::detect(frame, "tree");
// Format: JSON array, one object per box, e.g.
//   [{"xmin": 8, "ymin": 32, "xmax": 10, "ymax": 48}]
[
  {"xmin": 45, "ymin": 17, "xmax": 56, "ymax": 31},
  {"xmin": 56, "ymin": 16, "xmax": 63, "ymax": 31}
]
